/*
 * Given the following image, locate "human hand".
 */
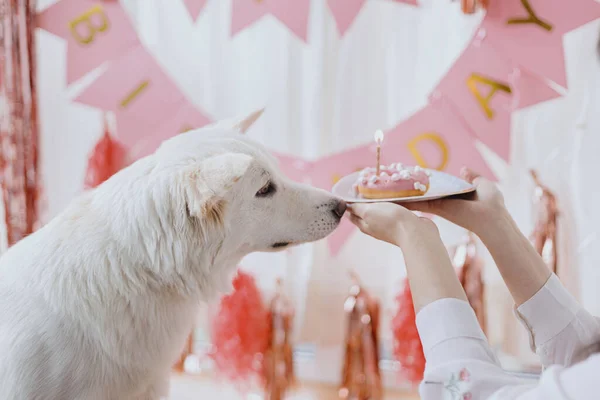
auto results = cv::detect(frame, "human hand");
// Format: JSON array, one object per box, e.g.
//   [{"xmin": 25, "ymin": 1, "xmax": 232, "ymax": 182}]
[
  {"xmin": 348, "ymin": 202, "xmax": 467, "ymax": 312},
  {"xmin": 405, "ymin": 167, "xmax": 505, "ymax": 234},
  {"xmin": 347, "ymin": 202, "xmax": 439, "ymax": 247}
]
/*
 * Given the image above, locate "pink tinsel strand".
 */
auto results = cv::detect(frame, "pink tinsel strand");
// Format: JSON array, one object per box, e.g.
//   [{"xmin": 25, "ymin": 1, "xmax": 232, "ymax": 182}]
[
  {"xmin": 209, "ymin": 271, "xmax": 270, "ymax": 386},
  {"xmin": 391, "ymin": 280, "xmax": 426, "ymax": 385}
]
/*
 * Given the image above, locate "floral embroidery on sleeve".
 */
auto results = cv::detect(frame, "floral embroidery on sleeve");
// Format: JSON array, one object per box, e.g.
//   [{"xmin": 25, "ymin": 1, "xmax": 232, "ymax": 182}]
[{"xmin": 442, "ymin": 368, "xmax": 472, "ymax": 400}]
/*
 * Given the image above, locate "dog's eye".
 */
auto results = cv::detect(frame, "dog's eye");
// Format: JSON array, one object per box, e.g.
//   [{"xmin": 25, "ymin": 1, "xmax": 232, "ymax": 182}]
[{"xmin": 256, "ymin": 181, "xmax": 275, "ymax": 197}]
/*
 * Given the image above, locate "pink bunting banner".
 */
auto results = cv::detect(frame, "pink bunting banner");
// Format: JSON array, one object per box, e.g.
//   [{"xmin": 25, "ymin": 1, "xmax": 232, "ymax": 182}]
[
  {"xmin": 510, "ymin": 68, "xmax": 562, "ymax": 110},
  {"xmin": 310, "ymin": 144, "xmax": 377, "ymax": 192},
  {"xmin": 327, "ymin": 0, "xmax": 418, "ymax": 35},
  {"xmin": 327, "ymin": 0, "xmax": 366, "ymax": 35},
  {"xmin": 384, "ymin": 100, "xmax": 496, "ymax": 181},
  {"xmin": 37, "ymin": 0, "xmax": 139, "ymax": 84},
  {"xmin": 75, "ymin": 46, "xmax": 186, "ymax": 140},
  {"xmin": 326, "ymin": 218, "xmax": 355, "ymax": 257},
  {"xmin": 481, "ymin": 0, "xmax": 600, "ymax": 88},
  {"xmin": 182, "ymin": 0, "xmax": 208, "ymax": 21},
  {"xmin": 120, "ymin": 99, "xmax": 212, "ymax": 159},
  {"xmin": 231, "ymin": 0, "xmax": 311, "ymax": 41},
  {"xmin": 434, "ymin": 37, "xmax": 515, "ymax": 161},
  {"xmin": 274, "ymin": 153, "xmax": 312, "ymax": 184}
]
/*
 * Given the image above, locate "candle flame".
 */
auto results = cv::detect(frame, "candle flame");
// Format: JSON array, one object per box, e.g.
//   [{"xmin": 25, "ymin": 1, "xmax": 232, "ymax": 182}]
[{"xmin": 374, "ymin": 129, "xmax": 384, "ymax": 144}]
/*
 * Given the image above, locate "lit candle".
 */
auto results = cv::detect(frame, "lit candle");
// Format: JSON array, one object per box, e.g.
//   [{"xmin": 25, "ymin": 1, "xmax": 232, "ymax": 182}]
[{"xmin": 374, "ymin": 130, "xmax": 384, "ymax": 175}]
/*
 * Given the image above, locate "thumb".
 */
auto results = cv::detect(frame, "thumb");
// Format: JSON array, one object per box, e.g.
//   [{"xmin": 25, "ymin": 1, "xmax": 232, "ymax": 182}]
[{"xmin": 347, "ymin": 203, "xmax": 369, "ymax": 219}]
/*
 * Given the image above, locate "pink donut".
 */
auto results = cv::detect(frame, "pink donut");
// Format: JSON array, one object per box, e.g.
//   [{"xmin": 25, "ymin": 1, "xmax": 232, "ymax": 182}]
[{"xmin": 352, "ymin": 164, "xmax": 430, "ymax": 199}]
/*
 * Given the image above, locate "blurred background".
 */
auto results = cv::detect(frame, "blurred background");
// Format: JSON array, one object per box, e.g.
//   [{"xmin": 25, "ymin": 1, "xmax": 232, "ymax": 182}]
[{"xmin": 2, "ymin": 0, "xmax": 600, "ymax": 398}]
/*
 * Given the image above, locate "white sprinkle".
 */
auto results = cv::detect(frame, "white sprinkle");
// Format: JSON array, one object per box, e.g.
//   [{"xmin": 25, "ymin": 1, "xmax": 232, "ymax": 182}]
[
  {"xmin": 399, "ymin": 170, "xmax": 411, "ymax": 179},
  {"xmin": 389, "ymin": 163, "xmax": 396, "ymax": 169},
  {"xmin": 359, "ymin": 170, "xmax": 368, "ymax": 177},
  {"xmin": 380, "ymin": 171, "xmax": 388, "ymax": 177},
  {"xmin": 396, "ymin": 163, "xmax": 404, "ymax": 170},
  {"xmin": 391, "ymin": 173, "xmax": 401, "ymax": 181},
  {"xmin": 368, "ymin": 175, "xmax": 378, "ymax": 184},
  {"xmin": 425, "ymin": 170, "xmax": 432, "ymax": 177},
  {"xmin": 414, "ymin": 182, "xmax": 427, "ymax": 192},
  {"xmin": 414, "ymin": 165, "xmax": 423, "ymax": 172}
]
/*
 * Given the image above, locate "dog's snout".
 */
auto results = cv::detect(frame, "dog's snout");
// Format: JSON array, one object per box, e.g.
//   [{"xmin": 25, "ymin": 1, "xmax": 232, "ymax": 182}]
[{"xmin": 332, "ymin": 200, "xmax": 347, "ymax": 219}]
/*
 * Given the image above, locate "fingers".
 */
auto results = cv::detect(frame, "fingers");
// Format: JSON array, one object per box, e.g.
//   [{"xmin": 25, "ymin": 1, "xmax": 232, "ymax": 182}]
[
  {"xmin": 460, "ymin": 166, "xmax": 481, "ymax": 184},
  {"xmin": 347, "ymin": 203, "xmax": 368, "ymax": 219},
  {"xmin": 348, "ymin": 213, "xmax": 368, "ymax": 232},
  {"xmin": 460, "ymin": 166, "xmax": 486, "ymax": 188}
]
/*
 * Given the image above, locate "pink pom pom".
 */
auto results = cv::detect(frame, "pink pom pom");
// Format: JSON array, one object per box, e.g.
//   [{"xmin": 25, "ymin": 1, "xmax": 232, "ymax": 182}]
[
  {"xmin": 84, "ymin": 116, "xmax": 127, "ymax": 189},
  {"xmin": 209, "ymin": 271, "xmax": 270, "ymax": 386},
  {"xmin": 391, "ymin": 280, "xmax": 426, "ymax": 385}
]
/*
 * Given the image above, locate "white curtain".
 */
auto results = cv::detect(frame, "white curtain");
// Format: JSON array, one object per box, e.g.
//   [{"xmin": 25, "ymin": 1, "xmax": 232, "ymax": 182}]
[{"xmin": 35, "ymin": 0, "xmax": 600, "ymax": 382}]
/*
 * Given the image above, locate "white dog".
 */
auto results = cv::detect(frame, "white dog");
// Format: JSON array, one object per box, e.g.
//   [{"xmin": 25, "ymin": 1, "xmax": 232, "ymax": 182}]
[{"xmin": 0, "ymin": 110, "xmax": 346, "ymax": 400}]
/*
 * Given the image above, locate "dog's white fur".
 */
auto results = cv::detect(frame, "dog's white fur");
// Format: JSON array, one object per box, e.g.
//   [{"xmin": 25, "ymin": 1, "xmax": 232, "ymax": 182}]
[{"xmin": 0, "ymin": 111, "xmax": 344, "ymax": 400}]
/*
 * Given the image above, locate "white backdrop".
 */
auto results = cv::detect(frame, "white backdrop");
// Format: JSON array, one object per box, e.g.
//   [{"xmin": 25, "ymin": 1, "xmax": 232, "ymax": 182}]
[{"xmin": 34, "ymin": 0, "xmax": 600, "ymax": 381}]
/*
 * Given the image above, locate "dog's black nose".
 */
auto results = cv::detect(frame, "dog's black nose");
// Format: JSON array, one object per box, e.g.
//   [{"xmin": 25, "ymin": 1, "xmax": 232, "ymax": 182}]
[{"xmin": 333, "ymin": 200, "xmax": 347, "ymax": 219}]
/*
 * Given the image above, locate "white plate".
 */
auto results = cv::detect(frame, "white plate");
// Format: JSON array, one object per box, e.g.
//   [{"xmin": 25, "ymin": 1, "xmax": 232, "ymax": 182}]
[{"xmin": 331, "ymin": 169, "xmax": 476, "ymax": 203}]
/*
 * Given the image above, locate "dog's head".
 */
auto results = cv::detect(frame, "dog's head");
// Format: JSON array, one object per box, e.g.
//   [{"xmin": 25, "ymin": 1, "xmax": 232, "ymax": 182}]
[{"xmin": 153, "ymin": 110, "xmax": 346, "ymax": 255}]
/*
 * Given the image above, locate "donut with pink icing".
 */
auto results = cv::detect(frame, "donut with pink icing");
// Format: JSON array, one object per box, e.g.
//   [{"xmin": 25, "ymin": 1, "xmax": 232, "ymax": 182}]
[{"xmin": 352, "ymin": 163, "xmax": 431, "ymax": 199}]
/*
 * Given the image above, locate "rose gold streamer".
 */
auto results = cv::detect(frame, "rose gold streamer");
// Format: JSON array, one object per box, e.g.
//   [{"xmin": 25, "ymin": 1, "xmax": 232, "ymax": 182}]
[
  {"xmin": 339, "ymin": 271, "xmax": 382, "ymax": 400},
  {"xmin": 263, "ymin": 280, "xmax": 295, "ymax": 400},
  {"xmin": 0, "ymin": 0, "xmax": 41, "ymax": 247},
  {"xmin": 530, "ymin": 170, "xmax": 558, "ymax": 274},
  {"xmin": 451, "ymin": 233, "xmax": 486, "ymax": 332}
]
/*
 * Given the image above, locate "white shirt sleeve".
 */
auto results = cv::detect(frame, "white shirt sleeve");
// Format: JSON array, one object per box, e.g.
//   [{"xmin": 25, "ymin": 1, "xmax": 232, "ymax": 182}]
[
  {"xmin": 514, "ymin": 274, "xmax": 600, "ymax": 367},
  {"xmin": 416, "ymin": 297, "xmax": 600, "ymax": 400}
]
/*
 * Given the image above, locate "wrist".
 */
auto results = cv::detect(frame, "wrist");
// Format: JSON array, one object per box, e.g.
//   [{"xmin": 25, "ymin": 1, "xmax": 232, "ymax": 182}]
[
  {"xmin": 469, "ymin": 204, "xmax": 511, "ymax": 237},
  {"xmin": 476, "ymin": 206, "xmax": 517, "ymax": 244},
  {"xmin": 393, "ymin": 218, "xmax": 441, "ymax": 248}
]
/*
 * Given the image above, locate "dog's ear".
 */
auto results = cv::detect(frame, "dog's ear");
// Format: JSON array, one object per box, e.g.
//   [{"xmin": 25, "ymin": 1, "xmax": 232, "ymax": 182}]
[
  {"xmin": 233, "ymin": 108, "xmax": 264, "ymax": 134},
  {"xmin": 183, "ymin": 153, "xmax": 253, "ymax": 226}
]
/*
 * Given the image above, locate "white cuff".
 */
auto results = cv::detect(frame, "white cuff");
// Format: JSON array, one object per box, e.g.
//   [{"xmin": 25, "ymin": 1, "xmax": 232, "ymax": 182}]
[
  {"xmin": 514, "ymin": 274, "xmax": 580, "ymax": 350},
  {"xmin": 416, "ymin": 298, "xmax": 487, "ymax": 357}
]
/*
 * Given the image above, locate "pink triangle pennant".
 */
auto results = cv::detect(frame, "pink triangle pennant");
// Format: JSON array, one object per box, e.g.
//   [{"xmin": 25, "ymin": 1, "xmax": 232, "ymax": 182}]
[
  {"xmin": 119, "ymin": 99, "xmax": 212, "ymax": 159},
  {"xmin": 327, "ymin": 0, "xmax": 366, "ymax": 36},
  {"xmin": 37, "ymin": 0, "xmax": 140, "ymax": 84},
  {"xmin": 510, "ymin": 68, "xmax": 562, "ymax": 110},
  {"xmin": 481, "ymin": 0, "xmax": 600, "ymax": 88},
  {"xmin": 310, "ymin": 144, "xmax": 378, "ymax": 192},
  {"xmin": 231, "ymin": 0, "xmax": 311, "ymax": 41},
  {"xmin": 327, "ymin": 218, "xmax": 356, "ymax": 257},
  {"xmin": 182, "ymin": 0, "xmax": 208, "ymax": 21},
  {"xmin": 273, "ymin": 153, "xmax": 312, "ymax": 184},
  {"xmin": 434, "ymin": 38, "xmax": 515, "ymax": 161},
  {"xmin": 76, "ymin": 45, "xmax": 186, "ymax": 147},
  {"xmin": 384, "ymin": 101, "xmax": 496, "ymax": 181}
]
